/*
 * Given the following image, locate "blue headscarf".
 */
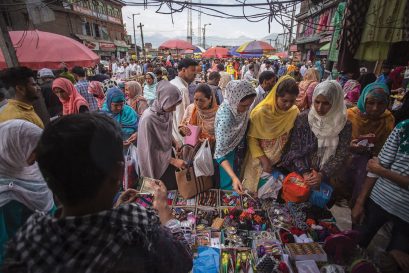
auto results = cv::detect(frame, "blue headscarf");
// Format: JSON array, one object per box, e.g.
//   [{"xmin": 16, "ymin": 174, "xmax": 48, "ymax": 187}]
[
  {"xmin": 357, "ymin": 82, "xmax": 389, "ymax": 113},
  {"xmin": 143, "ymin": 72, "xmax": 158, "ymax": 101},
  {"xmin": 102, "ymin": 87, "xmax": 138, "ymax": 138}
]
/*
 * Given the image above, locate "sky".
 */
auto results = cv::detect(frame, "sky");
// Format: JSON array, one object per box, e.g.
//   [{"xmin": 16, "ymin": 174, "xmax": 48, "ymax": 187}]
[{"xmin": 121, "ymin": 1, "xmax": 299, "ymax": 43}]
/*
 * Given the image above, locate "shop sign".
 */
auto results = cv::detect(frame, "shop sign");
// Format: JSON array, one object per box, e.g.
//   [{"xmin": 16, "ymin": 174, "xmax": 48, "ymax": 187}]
[
  {"xmin": 83, "ymin": 40, "xmax": 99, "ymax": 51},
  {"xmin": 116, "ymin": 46, "xmax": 128, "ymax": 52},
  {"xmin": 289, "ymin": 44, "xmax": 298, "ymax": 52},
  {"xmin": 108, "ymin": 16, "xmax": 121, "ymax": 24},
  {"xmin": 99, "ymin": 42, "xmax": 116, "ymax": 51},
  {"xmin": 73, "ymin": 5, "xmax": 120, "ymax": 24}
]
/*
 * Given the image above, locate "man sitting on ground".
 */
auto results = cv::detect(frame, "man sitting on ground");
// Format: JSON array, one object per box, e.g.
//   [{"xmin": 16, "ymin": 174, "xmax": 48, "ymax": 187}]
[{"xmin": 3, "ymin": 113, "xmax": 193, "ymax": 273}]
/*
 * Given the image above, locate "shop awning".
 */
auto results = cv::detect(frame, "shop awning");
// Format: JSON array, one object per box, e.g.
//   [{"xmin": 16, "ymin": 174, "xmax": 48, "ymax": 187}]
[
  {"xmin": 320, "ymin": 42, "xmax": 330, "ymax": 51},
  {"xmin": 75, "ymin": 34, "xmax": 100, "ymax": 51},
  {"xmin": 114, "ymin": 40, "xmax": 130, "ymax": 52},
  {"xmin": 295, "ymin": 35, "xmax": 321, "ymax": 45}
]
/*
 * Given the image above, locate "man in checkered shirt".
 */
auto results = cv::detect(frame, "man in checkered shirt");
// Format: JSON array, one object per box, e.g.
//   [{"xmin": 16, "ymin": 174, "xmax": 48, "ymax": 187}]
[
  {"xmin": 3, "ymin": 113, "xmax": 193, "ymax": 273},
  {"xmin": 71, "ymin": 66, "xmax": 99, "ymax": 112}
]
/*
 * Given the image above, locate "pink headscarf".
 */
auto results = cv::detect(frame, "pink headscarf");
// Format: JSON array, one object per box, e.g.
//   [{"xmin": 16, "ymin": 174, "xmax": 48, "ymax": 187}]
[
  {"xmin": 52, "ymin": 78, "xmax": 89, "ymax": 115},
  {"xmin": 88, "ymin": 81, "xmax": 105, "ymax": 109}
]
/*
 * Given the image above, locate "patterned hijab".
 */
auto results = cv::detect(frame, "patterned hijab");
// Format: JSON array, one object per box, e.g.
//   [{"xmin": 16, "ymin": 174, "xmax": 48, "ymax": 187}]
[
  {"xmin": 308, "ymin": 80, "xmax": 347, "ymax": 167},
  {"xmin": 214, "ymin": 80, "xmax": 256, "ymax": 159},
  {"xmin": 88, "ymin": 81, "xmax": 105, "ymax": 109}
]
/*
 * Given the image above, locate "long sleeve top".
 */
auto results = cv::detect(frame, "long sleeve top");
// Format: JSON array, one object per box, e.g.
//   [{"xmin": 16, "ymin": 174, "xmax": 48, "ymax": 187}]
[{"xmin": 280, "ymin": 111, "xmax": 352, "ymax": 179}]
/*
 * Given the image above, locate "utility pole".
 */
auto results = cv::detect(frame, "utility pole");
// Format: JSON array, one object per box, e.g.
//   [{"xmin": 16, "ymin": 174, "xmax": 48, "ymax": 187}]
[
  {"xmin": 202, "ymin": 23, "xmax": 211, "ymax": 49},
  {"xmin": 131, "ymin": 13, "xmax": 140, "ymax": 60},
  {"xmin": 137, "ymin": 23, "xmax": 145, "ymax": 60},
  {"xmin": 288, "ymin": 3, "xmax": 296, "ymax": 49},
  {"xmin": 0, "ymin": 15, "xmax": 19, "ymax": 67},
  {"xmin": 187, "ymin": 0, "xmax": 193, "ymax": 43},
  {"xmin": 197, "ymin": 0, "xmax": 201, "ymax": 46},
  {"xmin": 267, "ymin": 38, "xmax": 273, "ymax": 46}
]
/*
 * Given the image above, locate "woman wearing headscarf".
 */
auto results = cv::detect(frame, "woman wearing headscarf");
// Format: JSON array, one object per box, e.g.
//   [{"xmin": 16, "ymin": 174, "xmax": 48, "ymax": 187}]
[
  {"xmin": 315, "ymin": 60, "xmax": 324, "ymax": 81},
  {"xmin": 214, "ymin": 80, "xmax": 256, "ymax": 193},
  {"xmin": 52, "ymin": 77, "xmax": 89, "ymax": 115},
  {"xmin": 102, "ymin": 87, "xmax": 138, "ymax": 143},
  {"xmin": 144, "ymin": 72, "xmax": 158, "ymax": 106},
  {"xmin": 179, "ymin": 83, "xmax": 219, "ymax": 144},
  {"xmin": 88, "ymin": 81, "xmax": 105, "ymax": 110},
  {"xmin": 389, "ymin": 66, "xmax": 405, "ymax": 91},
  {"xmin": 0, "ymin": 120, "xmax": 54, "ymax": 264},
  {"xmin": 346, "ymin": 82, "xmax": 394, "ymax": 205},
  {"xmin": 343, "ymin": 79, "xmax": 361, "ymax": 107},
  {"xmin": 125, "ymin": 81, "xmax": 148, "ymax": 116},
  {"xmin": 137, "ymin": 81, "xmax": 185, "ymax": 190},
  {"xmin": 296, "ymin": 68, "xmax": 320, "ymax": 111},
  {"xmin": 281, "ymin": 80, "xmax": 352, "ymax": 189},
  {"xmin": 242, "ymin": 76, "xmax": 300, "ymax": 193}
]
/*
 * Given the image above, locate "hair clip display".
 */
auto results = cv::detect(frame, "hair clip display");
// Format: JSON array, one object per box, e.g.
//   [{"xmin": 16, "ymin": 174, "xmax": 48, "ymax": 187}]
[
  {"xmin": 197, "ymin": 190, "xmax": 219, "ymax": 207},
  {"xmin": 220, "ymin": 190, "xmax": 241, "ymax": 207},
  {"xmin": 196, "ymin": 207, "xmax": 220, "ymax": 229},
  {"xmin": 175, "ymin": 191, "xmax": 196, "ymax": 207}
]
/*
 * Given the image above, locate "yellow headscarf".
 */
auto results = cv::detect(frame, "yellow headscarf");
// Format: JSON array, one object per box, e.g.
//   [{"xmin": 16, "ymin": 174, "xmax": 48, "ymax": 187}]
[{"xmin": 248, "ymin": 75, "xmax": 299, "ymax": 139}]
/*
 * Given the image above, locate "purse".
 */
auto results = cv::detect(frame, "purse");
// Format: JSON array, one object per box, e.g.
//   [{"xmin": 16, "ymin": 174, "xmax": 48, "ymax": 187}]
[
  {"xmin": 281, "ymin": 172, "xmax": 310, "ymax": 203},
  {"xmin": 175, "ymin": 144, "xmax": 213, "ymax": 199}
]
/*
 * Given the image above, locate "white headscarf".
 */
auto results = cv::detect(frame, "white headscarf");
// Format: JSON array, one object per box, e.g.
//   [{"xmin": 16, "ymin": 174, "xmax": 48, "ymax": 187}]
[
  {"xmin": 214, "ymin": 80, "xmax": 256, "ymax": 159},
  {"xmin": 308, "ymin": 80, "xmax": 347, "ymax": 167},
  {"xmin": 0, "ymin": 120, "xmax": 54, "ymax": 211}
]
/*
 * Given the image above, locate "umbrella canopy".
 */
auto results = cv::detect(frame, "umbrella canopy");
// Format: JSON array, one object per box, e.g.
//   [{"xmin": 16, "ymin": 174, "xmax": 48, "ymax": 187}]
[
  {"xmin": 0, "ymin": 30, "xmax": 99, "ymax": 70},
  {"xmin": 202, "ymin": 47, "xmax": 230, "ymax": 59},
  {"xmin": 268, "ymin": 55, "xmax": 280, "ymax": 60},
  {"xmin": 182, "ymin": 46, "xmax": 206, "ymax": 54},
  {"xmin": 229, "ymin": 46, "xmax": 263, "ymax": 58},
  {"xmin": 275, "ymin": 52, "xmax": 288, "ymax": 59},
  {"xmin": 159, "ymin": 39, "xmax": 194, "ymax": 50},
  {"xmin": 236, "ymin": 40, "xmax": 275, "ymax": 54}
]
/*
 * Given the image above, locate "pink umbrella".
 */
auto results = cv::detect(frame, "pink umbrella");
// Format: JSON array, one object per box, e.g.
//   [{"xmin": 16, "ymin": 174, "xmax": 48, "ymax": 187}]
[
  {"xmin": 202, "ymin": 47, "xmax": 230, "ymax": 59},
  {"xmin": 0, "ymin": 30, "xmax": 100, "ymax": 69},
  {"xmin": 159, "ymin": 39, "xmax": 194, "ymax": 50}
]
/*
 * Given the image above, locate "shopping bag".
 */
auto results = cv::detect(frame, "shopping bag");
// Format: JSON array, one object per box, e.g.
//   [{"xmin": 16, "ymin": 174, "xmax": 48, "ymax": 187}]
[
  {"xmin": 309, "ymin": 182, "xmax": 333, "ymax": 208},
  {"xmin": 257, "ymin": 170, "xmax": 284, "ymax": 199},
  {"xmin": 193, "ymin": 139, "xmax": 214, "ymax": 177},
  {"xmin": 281, "ymin": 172, "xmax": 310, "ymax": 203},
  {"xmin": 122, "ymin": 144, "xmax": 139, "ymax": 190},
  {"xmin": 175, "ymin": 144, "xmax": 212, "ymax": 199},
  {"xmin": 184, "ymin": 124, "xmax": 201, "ymax": 146}
]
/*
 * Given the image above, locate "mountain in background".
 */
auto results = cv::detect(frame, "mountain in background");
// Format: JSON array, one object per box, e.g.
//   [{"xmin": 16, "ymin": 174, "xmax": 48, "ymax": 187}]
[{"xmin": 131, "ymin": 33, "xmax": 281, "ymax": 48}]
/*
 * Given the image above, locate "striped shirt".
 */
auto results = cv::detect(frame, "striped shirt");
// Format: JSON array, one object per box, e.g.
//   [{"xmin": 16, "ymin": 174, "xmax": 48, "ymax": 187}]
[
  {"xmin": 74, "ymin": 79, "xmax": 98, "ymax": 112},
  {"xmin": 370, "ymin": 120, "xmax": 409, "ymax": 223}
]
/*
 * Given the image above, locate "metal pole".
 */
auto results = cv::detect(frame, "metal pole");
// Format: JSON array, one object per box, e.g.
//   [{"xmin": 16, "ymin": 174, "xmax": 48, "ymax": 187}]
[
  {"xmin": 288, "ymin": 4, "xmax": 296, "ymax": 49},
  {"xmin": 132, "ymin": 14, "xmax": 137, "ymax": 60},
  {"xmin": 203, "ymin": 23, "xmax": 211, "ymax": 49},
  {"xmin": 138, "ymin": 23, "xmax": 145, "ymax": 60},
  {"xmin": 0, "ymin": 15, "xmax": 19, "ymax": 67}
]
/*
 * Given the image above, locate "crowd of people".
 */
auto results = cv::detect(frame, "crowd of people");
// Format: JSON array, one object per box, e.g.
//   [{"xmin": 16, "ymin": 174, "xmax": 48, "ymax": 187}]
[{"xmin": 0, "ymin": 54, "xmax": 408, "ymax": 272}]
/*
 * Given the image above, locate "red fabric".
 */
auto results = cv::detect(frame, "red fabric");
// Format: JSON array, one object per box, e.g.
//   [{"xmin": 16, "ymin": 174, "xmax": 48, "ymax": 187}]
[
  {"xmin": 389, "ymin": 66, "xmax": 405, "ymax": 89},
  {"xmin": 202, "ymin": 47, "xmax": 230, "ymax": 59},
  {"xmin": 158, "ymin": 39, "xmax": 194, "ymax": 50},
  {"xmin": 52, "ymin": 78, "xmax": 88, "ymax": 115},
  {"xmin": 0, "ymin": 31, "xmax": 99, "ymax": 69}
]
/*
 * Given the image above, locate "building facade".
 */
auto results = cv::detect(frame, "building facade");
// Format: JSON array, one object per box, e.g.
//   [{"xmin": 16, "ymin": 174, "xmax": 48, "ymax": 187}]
[
  {"xmin": 294, "ymin": 0, "xmax": 341, "ymax": 62},
  {"xmin": 2, "ymin": 0, "xmax": 129, "ymax": 60}
]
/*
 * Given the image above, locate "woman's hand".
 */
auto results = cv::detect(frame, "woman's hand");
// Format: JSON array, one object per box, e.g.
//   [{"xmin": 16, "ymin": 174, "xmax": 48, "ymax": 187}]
[
  {"xmin": 127, "ymin": 133, "xmax": 137, "ymax": 143},
  {"xmin": 350, "ymin": 139, "xmax": 367, "ymax": 153},
  {"xmin": 304, "ymin": 170, "xmax": 322, "ymax": 188},
  {"xmin": 367, "ymin": 157, "xmax": 384, "ymax": 176},
  {"xmin": 179, "ymin": 126, "xmax": 191, "ymax": 137},
  {"xmin": 114, "ymin": 189, "xmax": 139, "ymax": 208},
  {"xmin": 232, "ymin": 177, "xmax": 244, "ymax": 195},
  {"xmin": 351, "ymin": 202, "xmax": 365, "ymax": 225},
  {"xmin": 170, "ymin": 158, "xmax": 187, "ymax": 169},
  {"xmin": 259, "ymin": 156, "xmax": 273, "ymax": 174}
]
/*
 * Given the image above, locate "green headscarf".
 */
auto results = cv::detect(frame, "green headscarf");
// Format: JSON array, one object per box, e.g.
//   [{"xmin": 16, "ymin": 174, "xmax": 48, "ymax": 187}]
[{"xmin": 357, "ymin": 82, "xmax": 389, "ymax": 113}]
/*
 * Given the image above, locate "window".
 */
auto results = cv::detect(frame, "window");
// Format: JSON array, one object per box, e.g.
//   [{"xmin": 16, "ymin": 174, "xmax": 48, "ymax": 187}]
[
  {"xmin": 100, "ymin": 26, "xmax": 109, "ymax": 40},
  {"xmin": 82, "ymin": 22, "xmax": 92, "ymax": 36},
  {"xmin": 107, "ymin": 5, "xmax": 113, "ymax": 16},
  {"xmin": 94, "ymin": 24, "xmax": 100, "ymax": 38}
]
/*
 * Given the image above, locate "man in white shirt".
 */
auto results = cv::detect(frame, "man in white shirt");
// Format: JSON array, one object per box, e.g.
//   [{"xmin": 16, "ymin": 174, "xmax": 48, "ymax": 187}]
[
  {"xmin": 124, "ymin": 62, "xmax": 132, "ymax": 79},
  {"xmin": 258, "ymin": 60, "xmax": 274, "ymax": 76},
  {"xmin": 116, "ymin": 63, "xmax": 125, "ymax": 80},
  {"xmin": 300, "ymin": 60, "xmax": 308, "ymax": 77},
  {"xmin": 250, "ymin": 70, "xmax": 277, "ymax": 111},
  {"xmin": 111, "ymin": 60, "xmax": 118, "ymax": 76},
  {"xmin": 129, "ymin": 60, "xmax": 137, "ymax": 76},
  {"xmin": 243, "ymin": 63, "xmax": 256, "ymax": 82},
  {"xmin": 170, "ymin": 58, "xmax": 198, "ymax": 146}
]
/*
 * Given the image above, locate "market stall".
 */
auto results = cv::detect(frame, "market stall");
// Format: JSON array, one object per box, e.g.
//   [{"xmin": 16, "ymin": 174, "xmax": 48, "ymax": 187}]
[{"xmin": 133, "ymin": 180, "xmax": 377, "ymax": 273}]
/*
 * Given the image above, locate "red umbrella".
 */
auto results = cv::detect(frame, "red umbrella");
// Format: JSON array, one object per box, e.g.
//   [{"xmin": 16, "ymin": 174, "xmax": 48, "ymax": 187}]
[
  {"xmin": 0, "ymin": 30, "xmax": 100, "ymax": 69},
  {"xmin": 159, "ymin": 39, "xmax": 194, "ymax": 50},
  {"xmin": 202, "ymin": 47, "xmax": 230, "ymax": 59}
]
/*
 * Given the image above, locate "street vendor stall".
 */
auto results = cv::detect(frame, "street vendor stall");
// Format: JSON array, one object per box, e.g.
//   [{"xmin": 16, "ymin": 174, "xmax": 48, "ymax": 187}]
[{"xmin": 132, "ymin": 177, "xmax": 378, "ymax": 273}]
